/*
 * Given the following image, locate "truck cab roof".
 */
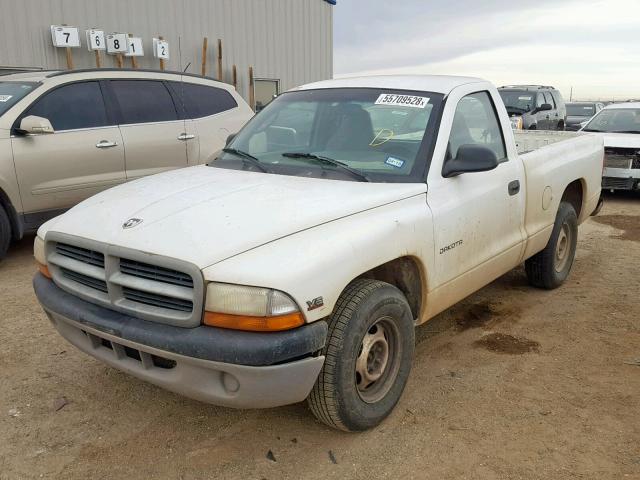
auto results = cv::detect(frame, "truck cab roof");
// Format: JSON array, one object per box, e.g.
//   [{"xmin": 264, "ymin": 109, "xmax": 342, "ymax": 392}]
[{"xmin": 295, "ymin": 75, "xmax": 487, "ymax": 95}]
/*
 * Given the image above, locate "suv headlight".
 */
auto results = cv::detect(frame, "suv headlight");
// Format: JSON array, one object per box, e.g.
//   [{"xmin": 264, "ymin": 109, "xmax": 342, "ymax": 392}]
[{"xmin": 204, "ymin": 283, "xmax": 304, "ymax": 331}]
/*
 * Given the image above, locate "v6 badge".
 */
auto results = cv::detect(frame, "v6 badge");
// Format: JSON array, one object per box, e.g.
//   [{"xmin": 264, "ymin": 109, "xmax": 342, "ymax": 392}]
[{"xmin": 306, "ymin": 296, "xmax": 324, "ymax": 311}]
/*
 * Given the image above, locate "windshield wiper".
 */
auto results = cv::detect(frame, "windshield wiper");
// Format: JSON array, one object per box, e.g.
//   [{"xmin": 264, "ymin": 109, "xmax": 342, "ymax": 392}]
[
  {"xmin": 221, "ymin": 147, "xmax": 272, "ymax": 173},
  {"xmin": 281, "ymin": 152, "xmax": 371, "ymax": 182},
  {"xmin": 582, "ymin": 128, "xmax": 603, "ymax": 132},
  {"xmin": 611, "ymin": 130, "xmax": 640, "ymax": 134}
]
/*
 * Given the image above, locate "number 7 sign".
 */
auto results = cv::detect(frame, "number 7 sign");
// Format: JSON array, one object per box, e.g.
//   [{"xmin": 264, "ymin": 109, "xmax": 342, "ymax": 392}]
[{"xmin": 50, "ymin": 26, "xmax": 81, "ymax": 48}]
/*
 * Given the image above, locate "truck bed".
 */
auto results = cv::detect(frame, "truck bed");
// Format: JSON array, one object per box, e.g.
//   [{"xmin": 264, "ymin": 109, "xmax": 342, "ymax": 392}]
[{"xmin": 513, "ymin": 130, "xmax": 582, "ymax": 155}]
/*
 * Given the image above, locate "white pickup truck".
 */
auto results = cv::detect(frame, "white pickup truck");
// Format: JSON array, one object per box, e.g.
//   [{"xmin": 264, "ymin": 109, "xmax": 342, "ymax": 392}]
[{"xmin": 33, "ymin": 75, "xmax": 603, "ymax": 431}]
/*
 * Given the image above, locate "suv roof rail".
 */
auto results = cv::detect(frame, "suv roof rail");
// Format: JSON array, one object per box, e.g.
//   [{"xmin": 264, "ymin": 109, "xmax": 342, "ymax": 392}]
[{"xmin": 46, "ymin": 67, "xmax": 225, "ymax": 84}]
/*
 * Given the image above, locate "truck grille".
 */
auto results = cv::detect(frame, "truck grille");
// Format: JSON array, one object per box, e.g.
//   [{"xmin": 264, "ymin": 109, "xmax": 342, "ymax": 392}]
[
  {"xmin": 45, "ymin": 236, "xmax": 204, "ymax": 327},
  {"xmin": 602, "ymin": 177, "xmax": 635, "ymax": 190},
  {"xmin": 604, "ymin": 147, "xmax": 636, "ymax": 169}
]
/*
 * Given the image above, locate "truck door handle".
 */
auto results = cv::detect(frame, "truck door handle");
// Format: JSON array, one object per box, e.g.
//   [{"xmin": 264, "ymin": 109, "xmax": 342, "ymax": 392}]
[
  {"xmin": 508, "ymin": 180, "xmax": 520, "ymax": 196},
  {"xmin": 96, "ymin": 140, "xmax": 118, "ymax": 148},
  {"xmin": 177, "ymin": 133, "xmax": 195, "ymax": 141}
]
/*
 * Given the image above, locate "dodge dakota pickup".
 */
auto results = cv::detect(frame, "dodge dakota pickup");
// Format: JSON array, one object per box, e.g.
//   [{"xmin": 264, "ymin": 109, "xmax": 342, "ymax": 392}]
[{"xmin": 33, "ymin": 75, "xmax": 603, "ymax": 431}]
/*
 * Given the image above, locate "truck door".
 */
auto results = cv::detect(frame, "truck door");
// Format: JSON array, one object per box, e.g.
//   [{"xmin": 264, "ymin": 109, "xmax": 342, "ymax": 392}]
[
  {"xmin": 535, "ymin": 92, "xmax": 550, "ymax": 130},
  {"xmin": 426, "ymin": 90, "xmax": 525, "ymax": 298}
]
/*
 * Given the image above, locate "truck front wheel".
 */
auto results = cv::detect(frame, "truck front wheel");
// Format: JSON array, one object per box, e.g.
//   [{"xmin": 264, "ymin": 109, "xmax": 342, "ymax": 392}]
[
  {"xmin": 0, "ymin": 206, "xmax": 11, "ymax": 260},
  {"xmin": 307, "ymin": 279, "xmax": 415, "ymax": 431},
  {"xmin": 525, "ymin": 201, "xmax": 578, "ymax": 289}
]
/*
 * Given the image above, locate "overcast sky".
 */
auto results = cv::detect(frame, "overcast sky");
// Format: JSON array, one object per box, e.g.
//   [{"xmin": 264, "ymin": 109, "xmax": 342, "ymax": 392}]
[{"xmin": 334, "ymin": 0, "xmax": 640, "ymax": 100}]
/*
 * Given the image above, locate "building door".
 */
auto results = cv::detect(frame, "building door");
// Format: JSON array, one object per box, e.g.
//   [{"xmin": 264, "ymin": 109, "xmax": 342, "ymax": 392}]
[{"xmin": 254, "ymin": 79, "xmax": 279, "ymax": 112}]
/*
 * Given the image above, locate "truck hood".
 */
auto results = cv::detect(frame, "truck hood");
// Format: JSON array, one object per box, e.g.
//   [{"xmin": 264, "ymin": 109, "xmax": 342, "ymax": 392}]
[{"xmin": 43, "ymin": 166, "xmax": 427, "ymax": 269}]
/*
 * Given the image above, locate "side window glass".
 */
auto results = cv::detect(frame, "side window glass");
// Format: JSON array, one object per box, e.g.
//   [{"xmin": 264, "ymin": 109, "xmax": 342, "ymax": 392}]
[
  {"xmin": 536, "ymin": 93, "xmax": 545, "ymax": 108},
  {"xmin": 170, "ymin": 82, "xmax": 237, "ymax": 119},
  {"xmin": 448, "ymin": 91, "xmax": 507, "ymax": 163},
  {"xmin": 544, "ymin": 92, "xmax": 555, "ymax": 108},
  {"xmin": 111, "ymin": 80, "xmax": 178, "ymax": 124},
  {"xmin": 25, "ymin": 82, "xmax": 108, "ymax": 131}
]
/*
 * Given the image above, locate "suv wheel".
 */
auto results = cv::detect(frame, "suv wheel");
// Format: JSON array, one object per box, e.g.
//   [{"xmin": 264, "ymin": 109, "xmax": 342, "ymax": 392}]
[
  {"xmin": 307, "ymin": 279, "xmax": 415, "ymax": 431},
  {"xmin": 0, "ymin": 206, "xmax": 11, "ymax": 260}
]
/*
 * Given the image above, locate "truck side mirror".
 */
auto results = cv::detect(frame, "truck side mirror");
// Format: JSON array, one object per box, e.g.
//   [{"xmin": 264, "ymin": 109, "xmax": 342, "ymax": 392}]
[
  {"xmin": 442, "ymin": 144, "xmax": 499, "ymax": 178},
  {"xmin": 226, "ymin": 133, "xmax": 237, "ymax": 146},
  {"xmin": 536, "ymin": 103, "xmax": 553, "ymax": 113},
  {"xmin": 17, "ymin": 115, "xmax": 55, "ymax": 135}
]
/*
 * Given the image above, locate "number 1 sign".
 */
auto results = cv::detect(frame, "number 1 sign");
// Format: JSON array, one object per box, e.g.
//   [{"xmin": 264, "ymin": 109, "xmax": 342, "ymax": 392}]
[
  {"xmin": 125, "ymin": 37, "xmax": 144, "ymax": 57},
  {"xmin": 50, "ymin": 26, "xmax": 81, "ymax": 48}
]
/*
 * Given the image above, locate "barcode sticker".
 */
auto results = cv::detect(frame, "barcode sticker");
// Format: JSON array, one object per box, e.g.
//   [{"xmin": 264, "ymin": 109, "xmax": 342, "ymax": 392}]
[
  {"xmin": 0, "ymin": 95, "xmax": 12, "ymax": 102},
  {"xmin": 375, "ymin": 94, "xmax": 429, "ymax": 109}
]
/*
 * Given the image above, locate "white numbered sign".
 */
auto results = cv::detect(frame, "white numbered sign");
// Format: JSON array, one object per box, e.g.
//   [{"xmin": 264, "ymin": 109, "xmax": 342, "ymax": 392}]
[
  {"xmin": 86, "ymin": 29, "xmax": 106, "ymax": 51},
  {"xmin": 50, "ymin": 25, "xmax": 81, "ymax": 48},
  {"xmin": 106, "ymin": 33, "xmax": 128, "ymax": 54},
  {"xmin": 153, "ymin": 38, "xmax": 170, "ymax": 60},
  {"xmin": 125, "ymin": 37, "xmax": 144, "ymax": 57}
]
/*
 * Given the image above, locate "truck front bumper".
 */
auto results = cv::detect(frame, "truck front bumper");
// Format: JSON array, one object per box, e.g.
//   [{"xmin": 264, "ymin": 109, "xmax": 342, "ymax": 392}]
[
  {"xmin": 33, "ymin": 274, "xmax": 327, "ymax": 409},
  {"xmin": 602, "ymin": 167, "xmax": 640, "ymax": 191}
]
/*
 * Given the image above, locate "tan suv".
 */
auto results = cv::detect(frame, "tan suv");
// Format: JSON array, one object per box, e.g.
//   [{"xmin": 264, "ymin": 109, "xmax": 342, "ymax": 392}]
[{"xmin": 0, "ymin": 69, "xmax": 254, "ymax": 258}]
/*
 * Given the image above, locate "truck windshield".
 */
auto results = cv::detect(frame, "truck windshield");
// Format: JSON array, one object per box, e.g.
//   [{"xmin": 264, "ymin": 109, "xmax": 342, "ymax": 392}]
[
  {"xmin": 567, "ymin": 104, "xmax": 595, "ymax": 117},
  {"xmin": 0, "ymin": 81, "xmax": 39, "ymax": 117},
  {"xmin": 499, "ymin": 90, "xmax": 535, "ymax": 114},
  {"xmin": 583, "ymin": 108, "xmax": 640, "ymax": 133},
  {"xmin": 212, "ymin": 88, "xmax": 444, "ymax": 183}
]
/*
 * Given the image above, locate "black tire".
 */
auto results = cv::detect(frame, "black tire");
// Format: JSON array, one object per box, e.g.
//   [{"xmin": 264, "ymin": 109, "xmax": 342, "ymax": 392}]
[
  {"xmin": 525, "ymin": 201, "xmax": 578, "ymax": 289},
  {"xmin": 0, "ymin": 206, "xmax": 11, "ymax": 261},
  {"xmin": 557, "ymin": 121, "xmax": 565, "ymax": 131},
  {"xmin": 529, "ymin": 124, "xmax": 537, "ymax": 130},
  {"xmin": 307, "ymin": 279, "xmax": 415, "ymax": 431}
]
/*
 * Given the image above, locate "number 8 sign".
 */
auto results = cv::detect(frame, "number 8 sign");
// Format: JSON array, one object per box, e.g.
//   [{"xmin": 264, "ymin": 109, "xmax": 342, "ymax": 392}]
[{"xmin": 106, "ymin": 33, "xmax": 128, "ymax": 54}]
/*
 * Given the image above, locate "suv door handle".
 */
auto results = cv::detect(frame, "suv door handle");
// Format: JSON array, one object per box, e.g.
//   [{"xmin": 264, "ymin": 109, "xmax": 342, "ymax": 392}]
[
  {"xmin": 508, "ymin": 180, "xmax": 520, "ymax": 196},
  {"xmin": 96, "ymin": 140, "xmax": 118, "ymax": 148},
  {"xmin": 177, "ymin": 133, "xmax": 196, "ymax": 141}
]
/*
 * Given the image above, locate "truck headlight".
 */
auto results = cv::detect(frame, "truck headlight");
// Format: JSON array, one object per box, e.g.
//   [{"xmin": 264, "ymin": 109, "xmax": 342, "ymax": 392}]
[
  {"xmin": 204, "ymin": 283, "xmax": 304, "ymax": 331},
  {"xmin": 510, "ymin": 116, "xmax": 523, "ymax": 130},
  {"xmin": 34, "ymin": 236, "xmax": 51, "ymax": 278}
]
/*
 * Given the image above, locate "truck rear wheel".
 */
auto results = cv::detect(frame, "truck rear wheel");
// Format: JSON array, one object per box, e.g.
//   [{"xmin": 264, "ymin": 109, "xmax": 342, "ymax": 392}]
[
  {"xmin": 307, "ymin": 279, "xmax": 415, "ymax": 431},
  {"xmin": 525, "ymin": 201, "xmax": 578, "ymax": 289},
  {"xmin": 0, "ymin": 206, "xmax": 11, "ymax": 260}
]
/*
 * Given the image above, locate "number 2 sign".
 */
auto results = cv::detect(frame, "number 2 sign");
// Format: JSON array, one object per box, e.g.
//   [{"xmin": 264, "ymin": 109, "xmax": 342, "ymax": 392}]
[
  {"xmin": 106, "ymin": 33, "xmax": 128, "ymax": 54},
  {"xmin": 153, "ymin": 38, "xmax": 170, "ymax": 60},
  {"xmin": 50, "ymin": 26, "xmax": 81, "ymax": 48}
]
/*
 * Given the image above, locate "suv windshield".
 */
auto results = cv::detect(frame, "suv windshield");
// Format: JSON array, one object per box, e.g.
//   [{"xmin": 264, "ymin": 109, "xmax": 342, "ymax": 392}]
[
  {"xmin": 212, "ymin": 88, "xmax": 444, "ymax": 182},
  {"xmin": 0, "ymin": 81, "xmax": 39, "ymax": 117},
  {"xmin": 567, "ymin": 104, "xmax": 595, "ymax": 117},
  {"xmin": 498, "ymin": 90, "xmax": 536, "ymax": 114},
  {"xmin": 583, "ymin": 108, "xmax": 640, "ymax": 133}
]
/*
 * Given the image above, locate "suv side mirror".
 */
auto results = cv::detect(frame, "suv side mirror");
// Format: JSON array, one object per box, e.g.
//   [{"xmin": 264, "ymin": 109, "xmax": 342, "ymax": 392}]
[
  {"xmin": 18, "ymin": 115, "xmax": 55, "ymax": 135},
  {"xmin": 536, "ymin": 103, "xmax": 553, "ymax": 113},
  {"xmin": 226, "ymin": 133, "xmax": 237, "ymax": 146},
  {"xmin": 442, "ymin": 144, "xmax": 499, "ymax": 178}
]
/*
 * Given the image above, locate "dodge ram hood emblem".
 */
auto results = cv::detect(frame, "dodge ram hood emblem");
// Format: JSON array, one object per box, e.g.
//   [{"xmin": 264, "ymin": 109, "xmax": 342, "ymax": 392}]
[{"xmin": 122, "ymin": 218, "xmax": 143, "ymax": 229}]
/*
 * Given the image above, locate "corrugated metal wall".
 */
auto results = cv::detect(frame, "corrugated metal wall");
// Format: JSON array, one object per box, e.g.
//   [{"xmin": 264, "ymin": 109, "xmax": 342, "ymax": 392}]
[{"xmin": 0, "ymin": 0, "xmax": 333, "ymax": 99}]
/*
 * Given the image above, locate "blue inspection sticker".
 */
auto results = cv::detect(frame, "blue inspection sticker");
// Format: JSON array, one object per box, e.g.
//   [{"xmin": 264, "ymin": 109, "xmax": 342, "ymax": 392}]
[{"xmin": 385, "ymin": 156, "xmax": 405, "ymax": 168}]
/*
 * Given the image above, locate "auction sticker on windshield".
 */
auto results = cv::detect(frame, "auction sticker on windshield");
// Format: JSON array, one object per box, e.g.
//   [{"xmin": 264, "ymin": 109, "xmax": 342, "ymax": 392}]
[
  {"xmin": 0, "ymin": 95, "xmax": 13, "ymax": 102},
  {"xmin": 375, "ymin": 93, "xmax": 429, "ymax": 109}
]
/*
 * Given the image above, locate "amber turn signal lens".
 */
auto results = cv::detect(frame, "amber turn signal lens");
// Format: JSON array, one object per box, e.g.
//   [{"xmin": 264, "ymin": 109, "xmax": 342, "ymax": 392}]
[
  {"xmin": 37, "ymin": 262, "xmax": 52, "ymax": 279},
  {"xmin": 204, "ymin": 311, "xmax": 304, "ymax": 332}
]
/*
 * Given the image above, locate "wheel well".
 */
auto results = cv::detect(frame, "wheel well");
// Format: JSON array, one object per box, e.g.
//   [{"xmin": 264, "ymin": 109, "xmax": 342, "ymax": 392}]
[
  {"xmin": 0, "ymin": 189, "xmax": 21, "ymax": 241},
  {"xmin": 561, "ymin": 179, "xmax": 584, "ymax": 218},
  {"xmin": 358, "ymin": 257, "xmax": 423, "ymax": 320}
]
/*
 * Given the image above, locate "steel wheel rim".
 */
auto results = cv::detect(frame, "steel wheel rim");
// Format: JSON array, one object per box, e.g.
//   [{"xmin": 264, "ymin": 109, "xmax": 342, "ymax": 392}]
[
  {"xmin": 355, "ymin": 317, "xmax": 401, "ymax": 404},
  {"xmin": 554, "ymin": 222, "xmax": 572, "ymax": 272}
]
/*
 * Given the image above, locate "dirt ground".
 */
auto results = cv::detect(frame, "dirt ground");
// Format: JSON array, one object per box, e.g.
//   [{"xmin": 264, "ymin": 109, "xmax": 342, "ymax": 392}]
[{"xmin": 1, "ymin": 193, "xmax": 639, "ymax": 480}]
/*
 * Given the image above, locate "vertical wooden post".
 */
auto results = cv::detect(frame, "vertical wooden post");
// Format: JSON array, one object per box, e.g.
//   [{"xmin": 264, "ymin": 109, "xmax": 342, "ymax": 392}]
[
  {"xmin": 232, "ymin": 65, "xmax": 237, "ymax": 90},
  {"xmin": 201, "ymin": 37, "xmax": 208, "ymax": 76},
  {"xmin": 128, "ymin": 34, "xmax": 138, "ymax": 69},
  {"xmin": 217, "ymin": 39, "xmax": 223, "ymax": 81},
  {"xmin": 158, "ymin": 35, "xmax": 165, "ymax": 71},
  {"xmin": 115, "ymin": 53, "xmax": 124, "ymax": 68},
  {"xmin": 248, "ymin": 66, "xmax": 255, "ymax": 111},
  {"xmin": 65, "ymin": 47, "xmax": 74, "ymax": 69},
  {"xmin": 94, "ymin": 50, "xmax": 102, "ymax": 68}
]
